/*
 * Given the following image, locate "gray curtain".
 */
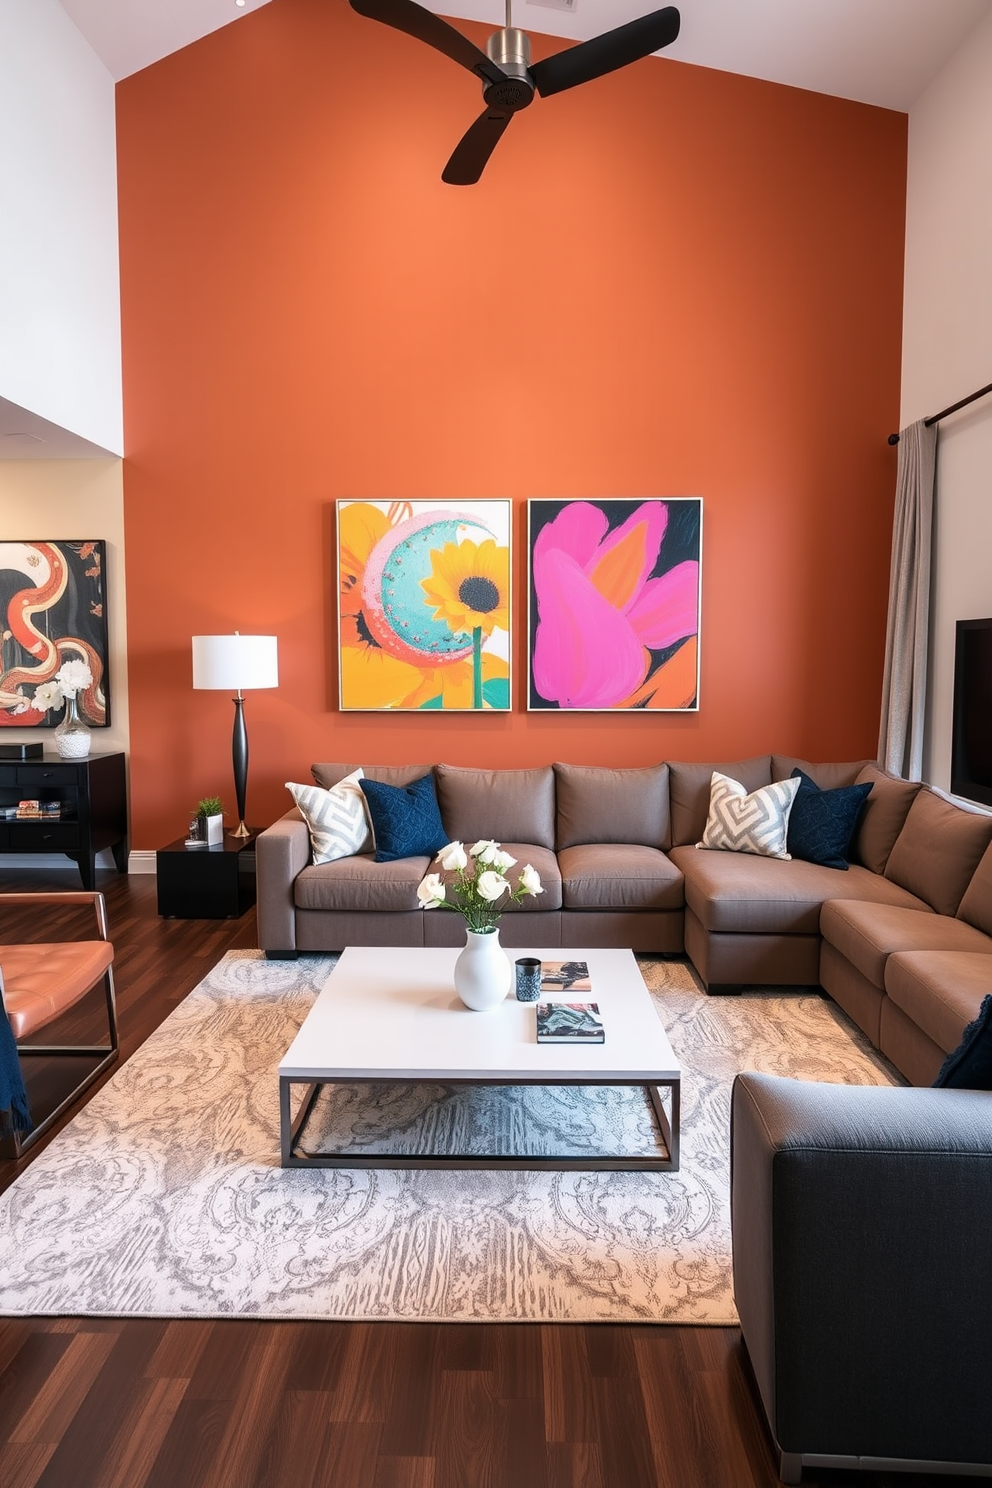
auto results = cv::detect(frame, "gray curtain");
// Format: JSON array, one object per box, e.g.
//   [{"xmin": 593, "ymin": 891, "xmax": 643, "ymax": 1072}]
[{"xmin": 878, "ymin": 418, "xmax": 938, "ymax": 780}]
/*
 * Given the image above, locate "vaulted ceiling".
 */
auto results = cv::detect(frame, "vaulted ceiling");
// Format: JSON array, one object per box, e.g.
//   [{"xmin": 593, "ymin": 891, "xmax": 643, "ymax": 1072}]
[
  {"xmin": 60, "ymin": 0, "xmax": 991, "ymax": 110},
  {"xmin": 8, "ymin": 0, "xmax": 985, "ymax": 454}
]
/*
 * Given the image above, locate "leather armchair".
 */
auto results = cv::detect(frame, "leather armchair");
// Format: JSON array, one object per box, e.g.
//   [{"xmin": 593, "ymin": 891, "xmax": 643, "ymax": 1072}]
[{"xmin": 1, "ymin": 891, "xmax": 118, "ymax": 1159}]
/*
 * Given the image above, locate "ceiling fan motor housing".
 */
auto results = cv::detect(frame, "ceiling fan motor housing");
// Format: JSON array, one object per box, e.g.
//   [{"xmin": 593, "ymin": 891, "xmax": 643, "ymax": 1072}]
[{"xmin": 484, "ymin": 27, "xmax": 535, "ymax": 109}]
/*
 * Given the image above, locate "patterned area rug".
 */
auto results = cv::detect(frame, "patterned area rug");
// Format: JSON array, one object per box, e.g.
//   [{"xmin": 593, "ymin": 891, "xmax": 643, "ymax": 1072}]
[{"xmin": 0, "ymin": 952, "xmax": 899, "ymax": 1324}]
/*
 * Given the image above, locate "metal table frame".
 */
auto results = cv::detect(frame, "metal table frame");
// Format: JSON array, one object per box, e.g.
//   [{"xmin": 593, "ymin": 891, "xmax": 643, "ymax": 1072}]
[{"xmin": 280, "ymin": 1073, "xmax": 680, "ymax": 1172}]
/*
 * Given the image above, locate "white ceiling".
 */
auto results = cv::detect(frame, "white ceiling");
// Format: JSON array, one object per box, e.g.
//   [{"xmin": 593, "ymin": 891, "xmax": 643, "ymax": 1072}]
[
  {"xmin": 0, "ymin": 400, "xmax": 118, "ymax": 460},
  {"xmin": 59, "ymin": 0, "xmax": 992, "ymax": 111}
]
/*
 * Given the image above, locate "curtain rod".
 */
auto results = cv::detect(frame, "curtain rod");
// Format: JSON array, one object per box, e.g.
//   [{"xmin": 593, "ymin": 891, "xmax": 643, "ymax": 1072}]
[{"xmin": 887, "ymin": 379, "xmax": 992, "ymax": 445}]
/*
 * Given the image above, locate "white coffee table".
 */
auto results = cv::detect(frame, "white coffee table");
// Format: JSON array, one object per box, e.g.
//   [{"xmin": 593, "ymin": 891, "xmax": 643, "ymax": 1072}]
[{"xmin": 278, "ymin": 946, "xmax": 680, "ymax": 1172}]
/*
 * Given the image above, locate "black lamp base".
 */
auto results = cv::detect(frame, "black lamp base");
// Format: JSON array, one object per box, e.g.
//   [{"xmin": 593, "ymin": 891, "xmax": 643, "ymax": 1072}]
[{"xmin": 232, "ymin": 693, "xmax": 249, "ymax": 835}]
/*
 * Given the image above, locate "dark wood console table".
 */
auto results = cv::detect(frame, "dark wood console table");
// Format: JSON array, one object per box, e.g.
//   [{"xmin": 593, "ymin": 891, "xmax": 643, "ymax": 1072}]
[{"xmin": 0, "ymin": 752, "xmax": 128, "ymax": 889}]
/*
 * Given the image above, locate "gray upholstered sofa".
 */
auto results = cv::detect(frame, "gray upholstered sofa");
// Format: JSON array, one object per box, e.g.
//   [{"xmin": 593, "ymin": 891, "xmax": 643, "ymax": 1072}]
[
  {"xmin": 731, "ymin": 1072, "xmax": 992, "ymax": 1481},
  {"xmin": 256, "ymin": 755, "xmax": 992, "ymax": 1086},
  {"xmin": 258, "ymin": 761, "xmax": 685, "ymax": 957}
]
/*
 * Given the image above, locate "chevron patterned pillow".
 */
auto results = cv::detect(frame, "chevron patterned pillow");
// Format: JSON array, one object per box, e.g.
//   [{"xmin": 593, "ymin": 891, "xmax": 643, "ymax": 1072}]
[
  {"xmin": 697, "ymin": 771, "xmax": 801, "ymax": 860},
  {"xmin": 286, "ymin": 770, "xmax": 373, "ymax": 864}
]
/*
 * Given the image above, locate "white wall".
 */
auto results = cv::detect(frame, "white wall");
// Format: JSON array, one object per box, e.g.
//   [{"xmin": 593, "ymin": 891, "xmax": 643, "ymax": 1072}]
[
  {"xmin": 901, "ymin": 7, "xmax": 992, "ymax": 791},
  {"xmin": 0, "ymin": 0, "xmax": 122, "ymax": 455},
  {"xmin": 0, "ymin": 460, "xmax": 128, "ymax": 752}
]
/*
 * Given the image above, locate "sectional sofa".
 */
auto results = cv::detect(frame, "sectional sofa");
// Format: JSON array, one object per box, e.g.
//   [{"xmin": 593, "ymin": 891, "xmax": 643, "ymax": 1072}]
[{"xmin": 256, "ymin": 756, "xmax": 992, "ymax": 1086}]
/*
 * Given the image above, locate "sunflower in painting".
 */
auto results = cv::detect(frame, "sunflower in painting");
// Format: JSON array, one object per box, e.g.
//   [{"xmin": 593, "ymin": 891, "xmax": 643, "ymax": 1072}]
[
  {"xmin": 338, "ymin": 502, "xmax": 510, "ymax": 711},
  {"xmin": 420, "ymin": 539, "xmax": 509, "ymax": 639}
]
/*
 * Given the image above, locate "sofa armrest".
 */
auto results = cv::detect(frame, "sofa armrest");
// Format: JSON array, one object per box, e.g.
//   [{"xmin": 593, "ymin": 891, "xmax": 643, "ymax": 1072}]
[
  {"xmin": 256, "ymin": 810, "xmax": 311, "ymax": 953},
  {"xmin": 731, "ymin": 1073, "xmax": 992, "ymax": 1476}
]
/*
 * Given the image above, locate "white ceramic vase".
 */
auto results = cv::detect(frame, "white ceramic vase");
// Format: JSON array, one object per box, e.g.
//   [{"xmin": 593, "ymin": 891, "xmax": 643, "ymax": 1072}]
[{"xmin": 454, "ymin": 927, "xmax": 511, "ymax": 1011}]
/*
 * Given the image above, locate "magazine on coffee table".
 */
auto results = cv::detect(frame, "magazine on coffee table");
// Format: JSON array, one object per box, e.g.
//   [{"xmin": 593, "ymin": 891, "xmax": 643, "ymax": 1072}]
[
  {"xmin": 535, "ymin": 1002, "xmax": 605, "ymax": 1043},
  {"xmin": 540, "ymin": 960, "xmax": 592, "ymax": 994}
]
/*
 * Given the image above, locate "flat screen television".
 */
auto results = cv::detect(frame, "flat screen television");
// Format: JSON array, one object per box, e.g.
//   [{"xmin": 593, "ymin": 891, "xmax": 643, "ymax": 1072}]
[{"xmin": 950, "ymin": 617, "xmax": 992, "ymax": 808}]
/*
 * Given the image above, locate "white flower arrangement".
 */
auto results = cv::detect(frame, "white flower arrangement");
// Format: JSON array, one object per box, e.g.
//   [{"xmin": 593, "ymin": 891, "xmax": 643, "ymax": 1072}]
[
  {"xmin": 31, "ymin": 659, "xmax": 94, "ymax": 714},
  {"xmin": 417, "ymin": 839, "xmax": 543, "ymax": 933}
]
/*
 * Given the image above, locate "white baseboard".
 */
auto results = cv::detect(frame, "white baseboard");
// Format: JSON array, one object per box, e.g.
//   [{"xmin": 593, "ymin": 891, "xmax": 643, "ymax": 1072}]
[
  {"xmin": 0, "ymin": 849, "xmax": 156, "ymax": 875},
  {"xmin": 0, "ymin": 849, "xmax": 118, "ymax": 872}
]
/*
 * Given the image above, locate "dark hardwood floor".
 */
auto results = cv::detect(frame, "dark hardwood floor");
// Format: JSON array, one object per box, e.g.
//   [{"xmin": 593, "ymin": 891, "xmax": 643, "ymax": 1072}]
[{"xmin": 0, "ymin": 867, "xmax": 950, "ymax": 1488}]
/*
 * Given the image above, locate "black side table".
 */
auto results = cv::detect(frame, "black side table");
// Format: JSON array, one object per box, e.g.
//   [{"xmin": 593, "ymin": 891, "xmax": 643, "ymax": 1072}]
[{"xmin": 156, "ymin": 833, "xmax": 258, "ymax": 919}]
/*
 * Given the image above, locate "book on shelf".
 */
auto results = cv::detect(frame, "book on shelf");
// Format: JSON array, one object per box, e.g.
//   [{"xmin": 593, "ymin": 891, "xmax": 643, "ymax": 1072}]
[
  {"xmin": 540, "ymin": 959, "xmax": 591, "ymax": 994},
  {"xmin": 16, "ymin": 799, "xmax": 42, "ymax": 818},
  {"xmin": 535, "ymin": 1002, "xmax": 604, "ymax": 1044}
]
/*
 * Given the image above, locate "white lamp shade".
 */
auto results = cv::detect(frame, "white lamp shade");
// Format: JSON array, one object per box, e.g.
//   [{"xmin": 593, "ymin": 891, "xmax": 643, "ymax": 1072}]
[{"xmin": 192, "ymin": 634, "xmax": 278, "ymax": 690}]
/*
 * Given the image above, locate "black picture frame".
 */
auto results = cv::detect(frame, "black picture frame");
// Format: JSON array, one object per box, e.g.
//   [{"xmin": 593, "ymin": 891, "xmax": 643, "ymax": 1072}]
[{"xmin": 0, "ymin": 540, "xmax": 110, "ymax": 728}]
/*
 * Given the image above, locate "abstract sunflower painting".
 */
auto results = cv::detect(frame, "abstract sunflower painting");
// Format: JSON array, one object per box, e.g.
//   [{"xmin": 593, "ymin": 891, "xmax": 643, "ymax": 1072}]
[{"xmin": 337, "ymin": 500, "xmax": 511, "ymax": 710}]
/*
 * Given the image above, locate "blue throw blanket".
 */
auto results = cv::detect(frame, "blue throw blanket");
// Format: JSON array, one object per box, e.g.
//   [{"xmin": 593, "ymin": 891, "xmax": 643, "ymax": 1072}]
[{"xmin": 0, "ymin": 988, "xmax": 32, "ymax": 1140}]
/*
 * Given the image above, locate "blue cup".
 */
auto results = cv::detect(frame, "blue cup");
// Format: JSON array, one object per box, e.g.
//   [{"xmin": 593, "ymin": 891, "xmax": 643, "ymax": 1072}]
[{"xmin": 515, "ymin": 957, "xmax": 541, "ymax": 1002}]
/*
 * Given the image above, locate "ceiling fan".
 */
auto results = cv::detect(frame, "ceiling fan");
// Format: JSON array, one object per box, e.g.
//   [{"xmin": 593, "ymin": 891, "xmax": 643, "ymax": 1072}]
[{"xmin": 348, "ymin": 0, "xmax": 681, "ymax": 184}]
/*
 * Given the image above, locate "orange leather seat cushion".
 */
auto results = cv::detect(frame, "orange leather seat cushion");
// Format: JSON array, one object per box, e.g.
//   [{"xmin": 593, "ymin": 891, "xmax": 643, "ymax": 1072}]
[{"xmin": 1, "ymin": 941, "xmax": 114, "ymax": 1039}]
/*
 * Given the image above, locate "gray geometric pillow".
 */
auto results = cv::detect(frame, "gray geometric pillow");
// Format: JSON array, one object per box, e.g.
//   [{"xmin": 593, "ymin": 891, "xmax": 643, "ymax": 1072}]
[
  {"xmin": 696, "ymin": 771, "xmax": 800, "ymax": 860},
  {"xmin": 285, "ymin": 769, "xmax": 372, "ymax": 864}
]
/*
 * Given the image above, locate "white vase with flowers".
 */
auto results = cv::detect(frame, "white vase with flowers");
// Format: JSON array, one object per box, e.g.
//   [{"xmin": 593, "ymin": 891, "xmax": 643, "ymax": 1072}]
[
  {"xmin": 33, "ymin": 660, "xmax": 95, "ymax": 758},
  {"xmin": 417, "ymin": 841, "xmax": 544, "ymax": 1010}
]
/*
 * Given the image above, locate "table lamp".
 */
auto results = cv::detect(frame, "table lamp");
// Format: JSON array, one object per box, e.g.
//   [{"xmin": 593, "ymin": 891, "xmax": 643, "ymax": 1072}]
[{"xmin": 192, "ymin": 633, "xmax": 278, "ymax": 838}]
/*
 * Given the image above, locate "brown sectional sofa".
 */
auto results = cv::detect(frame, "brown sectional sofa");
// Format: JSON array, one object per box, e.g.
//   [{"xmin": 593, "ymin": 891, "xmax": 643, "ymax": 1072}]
[
  {"xmin": 259, "ymin": 761, "xmax": 684, "ymax": 956},
  {"xmin": 256, "ymin": 755, "xmax": 992, "ymax": 1085},
  {"xmin": 818, "ymin": 785, "xmax": 992, "ymax": 1084}
]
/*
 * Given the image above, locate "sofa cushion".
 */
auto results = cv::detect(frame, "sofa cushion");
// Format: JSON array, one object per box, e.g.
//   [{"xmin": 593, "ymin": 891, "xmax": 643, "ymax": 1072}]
[
  {"xmin": 285, "ymin": 771, "xmax": 372, "ymax": 864},
  {"xmin": 668, "ymin": 757, "xmax": 772, "ymax": 846},
  {"xmin": 670, "ymin": 848, "xmax": 929, "ymax": 936},
  {"xmin": 884, "ymin": 788, "xmax": 992, "ymax": 916},
  {"xmin": 933, "ymin": 994, "xmax": 992, "ymax": 1089},
  {"xmin": 554, "ymin": 763, "xmax": 671, "ymax": 850},
  {"xmin": 885, "ymin": 952, "xmax": 992, "ymax": 1058},
  {"xmin": 697, "ymin": 772, "xmax": 800, "ymax": 860},
  {"xmin": 771, "ymin": 757, "xmax": 872, "ymax": 790},
  {"xmin": 786, "ymin": 771, "xmax": 872, "ymax": 870},
  {"xmin": 850, "ymin": 765, "xmax": 921, "ymax": 874},
  {"xmin": 434, "ymin": 764, "xmax": 556, "ymax": 851},
  {"xmin": 558, "ymin": 844, "xmax": 684, "ymax": 911},
  {"xmin": 311, "ymin": 762, "xmax": 432, "ymax": 791},
  {"xmin": 957, "ymin": 839, "xmax": 992, "ymax": 938},
  {"xmin": 359, "ymin": 774, "xmax": 449, "ymax": 863},
  {"xmin": 294, "ymin": 853, "xmax": 431, "ymax": 912},
  {"xmin": 818, "ymin": 900, "xmax": 992, "ymax": 990}
]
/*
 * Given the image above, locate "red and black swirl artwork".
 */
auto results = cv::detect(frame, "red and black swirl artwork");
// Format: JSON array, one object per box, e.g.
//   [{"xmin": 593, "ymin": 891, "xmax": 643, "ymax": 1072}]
[{"xmin": 0, "ymin": 541, "xmax": 109, "ymax": 728}]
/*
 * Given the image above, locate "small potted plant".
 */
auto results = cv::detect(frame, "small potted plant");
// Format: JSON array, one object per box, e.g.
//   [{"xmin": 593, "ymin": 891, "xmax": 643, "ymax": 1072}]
[{"xmin": 194, "ymin": 796, "xmax": 225, "ymax": 846}]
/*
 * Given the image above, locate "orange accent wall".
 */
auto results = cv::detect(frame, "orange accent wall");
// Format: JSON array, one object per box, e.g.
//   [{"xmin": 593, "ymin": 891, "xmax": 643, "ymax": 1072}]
[{"xmin": 117, "ymin": 0, "xmax": 907, "ymax": 848}]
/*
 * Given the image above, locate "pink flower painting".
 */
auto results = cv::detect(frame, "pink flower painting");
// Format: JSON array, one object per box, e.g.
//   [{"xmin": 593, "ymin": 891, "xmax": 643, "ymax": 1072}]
[{"xmin": 528, "ymin": 499, "xmax": 701, "ymax": 711}]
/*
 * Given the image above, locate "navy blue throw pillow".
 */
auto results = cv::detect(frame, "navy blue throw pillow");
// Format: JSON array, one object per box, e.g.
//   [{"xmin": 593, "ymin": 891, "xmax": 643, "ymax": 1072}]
[
  {"xmin": 786, "ymin": 770, "xmax": 872, "ymax": 870},
  {"xmin": 359, "ymin": 774, "xmax": 449, "ymax": 863},
  {"xmin": 933, "ymin": 995, "xmax": 992, "ymax": 1090}
]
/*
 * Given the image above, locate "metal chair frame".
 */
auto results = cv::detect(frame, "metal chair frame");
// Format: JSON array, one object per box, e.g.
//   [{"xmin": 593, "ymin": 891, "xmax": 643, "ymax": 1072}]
[{"xmin": 1, "ymin": 891, "xmax": 119, "ymax": 1160}]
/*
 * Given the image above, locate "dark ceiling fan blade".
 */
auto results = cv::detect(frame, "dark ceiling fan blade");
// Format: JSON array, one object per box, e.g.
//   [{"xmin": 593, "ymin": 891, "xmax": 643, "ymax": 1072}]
[
  {"xmin": 529, "ymin": 6, "xmax": 680, "ymax": 98},
  {"xmin": 348, "ymin": 0, "xmax": 505, "ymax": 86},
  {"xmin": 441, "ymin": 109, "xmax": 514, "ymax": 185}
]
